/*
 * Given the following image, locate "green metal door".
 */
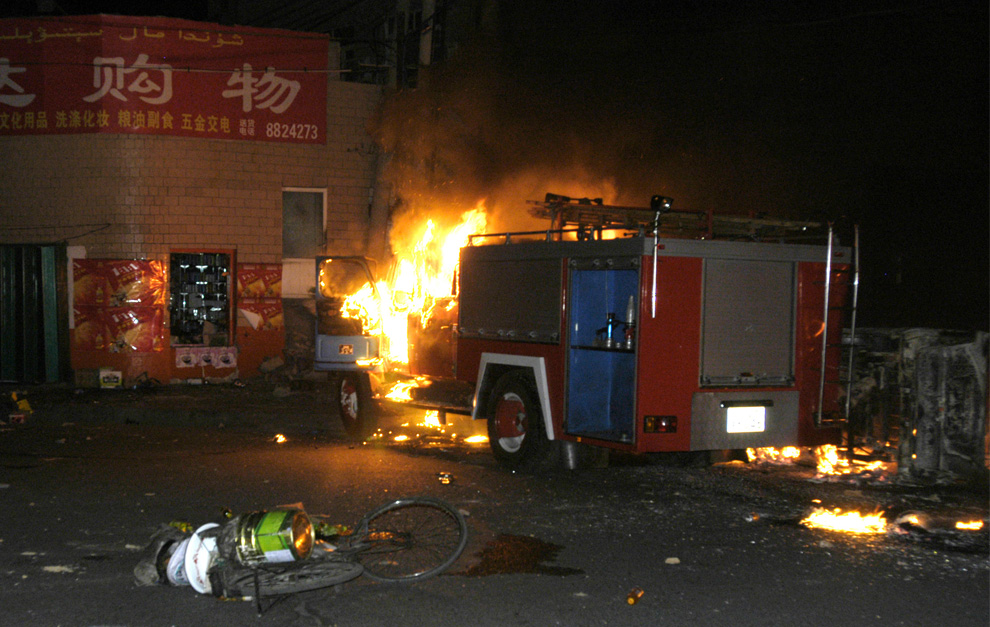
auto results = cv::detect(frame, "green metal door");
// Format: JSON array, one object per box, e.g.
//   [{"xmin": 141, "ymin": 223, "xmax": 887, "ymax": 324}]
[{"xmin": 0, "ymin": 245, "xmax": 69, "ymax": 383}]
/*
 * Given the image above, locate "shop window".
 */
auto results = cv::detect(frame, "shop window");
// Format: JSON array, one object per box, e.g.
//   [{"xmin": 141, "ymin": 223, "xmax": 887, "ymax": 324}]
[{"xmin": 169, "ymin": 250, "xmax": 234, "ymax": 346}]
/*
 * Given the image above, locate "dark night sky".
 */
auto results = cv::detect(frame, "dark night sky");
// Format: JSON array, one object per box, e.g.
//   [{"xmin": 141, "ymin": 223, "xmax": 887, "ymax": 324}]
[
  {"xmin": 4, "ymin": 1, "xmax": 987, "ymax": 330},
  {"xmin": 378, "ymin": 1, "xmax": 989, "ymax": 331}
]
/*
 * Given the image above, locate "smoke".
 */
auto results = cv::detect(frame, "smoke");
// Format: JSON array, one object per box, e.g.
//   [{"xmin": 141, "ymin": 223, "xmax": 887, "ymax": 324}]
[
  {"xmin": 367, "ymin": 2, "xmax": 989, "ymax": 331},
  {"xmin": 369, "ymin": 11, "xmax": 672, "ymax": 235},
  {"xmin": 368, "ymin": 2, "xmax": 820, "ymax": 236}
]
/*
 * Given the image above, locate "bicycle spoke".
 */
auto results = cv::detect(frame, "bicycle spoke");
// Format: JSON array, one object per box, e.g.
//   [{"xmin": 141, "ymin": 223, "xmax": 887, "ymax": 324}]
[{"xmin": 357, "ymin": 497, "xmax": 468, "ymax": 582}]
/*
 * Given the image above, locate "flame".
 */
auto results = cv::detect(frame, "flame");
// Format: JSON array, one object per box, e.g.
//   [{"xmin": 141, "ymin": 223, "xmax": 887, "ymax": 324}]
[
  {"xmin": 385, "ymin": 380, "xmax": 419, "ymax": 401},
  {"xmin": 393, "ymin": 204, "xmax": 487, "ymax": 331},
  {"xmin": 421, "ymin": 410, "xmax": 443, "ymax": 429},
  {"xmin": 899, "ymin": 512, "xmax": 924, "ymax": 527},
  {"xmin": 956, "ymin": 520, "xmax": 985, "ymax": 531},
  {"xmin": 464, "ymin": 435, "xmax": 489, "ymax": 444},
  {"xmin": 802, "ymin": 507, "xmax": 888, "ymax": 534},
  {"xmin": 815, "ymin": 444, "xmax": 887, "ymax": 476},
  {"xmin": 747, "ymin": 447, "xmax": 801, "ymax": 463},
  {"xmin": 332, "ymin": 203, "xmax": 488, "ymax": 367}
]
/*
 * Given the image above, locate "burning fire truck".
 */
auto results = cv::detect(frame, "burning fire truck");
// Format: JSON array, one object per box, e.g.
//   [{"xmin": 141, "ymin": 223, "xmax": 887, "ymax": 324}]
[{"xmin": 315, "ymin": 195, "xmax": 857, "ymax": 468}]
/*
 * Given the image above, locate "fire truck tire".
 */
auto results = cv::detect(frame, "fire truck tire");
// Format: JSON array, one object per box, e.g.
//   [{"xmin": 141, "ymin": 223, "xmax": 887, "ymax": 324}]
[
  {"xmin": 332, "ymin": 371, "xmax": 372, "ymax": 439},
  {"xmin": 485, "ymin": 370, "xmax": 552, "ymax": 469}
]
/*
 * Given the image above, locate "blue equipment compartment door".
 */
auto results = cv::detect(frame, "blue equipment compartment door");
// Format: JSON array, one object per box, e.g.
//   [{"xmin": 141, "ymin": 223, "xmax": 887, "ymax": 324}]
[{"xmin": 565, "ymin": 265, "xmax": 638, "ymax": 443}]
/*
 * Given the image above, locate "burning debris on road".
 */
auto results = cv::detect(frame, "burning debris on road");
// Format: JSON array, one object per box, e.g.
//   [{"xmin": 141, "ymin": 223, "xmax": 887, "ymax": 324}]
[
  {"xmin": 746, "ymin": 444, "xmax": 892, "ymax": 484},
  {"xmin": 737, "ymin": 445, "xmax": 988, "ymax": 552}
]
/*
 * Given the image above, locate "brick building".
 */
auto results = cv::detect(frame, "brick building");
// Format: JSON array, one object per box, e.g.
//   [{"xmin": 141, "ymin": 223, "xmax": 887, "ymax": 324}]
[{"xmin": 0, "ymin": 15, "xmax": 387, "ymax": 385}]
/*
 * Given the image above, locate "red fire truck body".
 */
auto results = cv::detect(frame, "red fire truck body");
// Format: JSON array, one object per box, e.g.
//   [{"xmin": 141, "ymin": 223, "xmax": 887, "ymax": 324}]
[
  {"xmin": 454, "ymin": 225, "xmax": 850, "ymax": 466},
  {"xmin": 316, "ymin": 197, "xmax": 853, "ymax": 468}
]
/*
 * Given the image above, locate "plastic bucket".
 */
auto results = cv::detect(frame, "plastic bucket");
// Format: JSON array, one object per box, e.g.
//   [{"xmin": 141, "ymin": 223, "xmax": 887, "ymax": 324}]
[
  {"xmin": 165, "ymin": 537, "xmax": 191, "ymax": 586},
  {"xmin": 234, "ymin": 509, "xmax": 314, "ymax": 565},
  {"xmin": 184, "ymin": 523, "xmax": 220, "ymax": 594}
]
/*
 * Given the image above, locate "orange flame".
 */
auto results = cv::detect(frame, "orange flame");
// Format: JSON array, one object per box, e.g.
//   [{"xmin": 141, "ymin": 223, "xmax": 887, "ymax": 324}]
[
  {"xmin": 385, "ymin": 380, "xmax": 419, "ymax": 401},
  {"xmin": 393, "ymin": 204, "xmax": 487, "ymax": 330},
  {"xmin": 815, "ymin": 444, "xmax": 887, "ymax": 476},
  {"xmin": 802, "ymin": 507, "xmax": 887, "ymax": 534},
  {"xmin": 746, "ymin": 447, "xmax": 801, "ymax": 463},
  {"xmin": 421, "ymin": 410, "xmax": 443, "ymax": 429},
  {"xmin": 341, "ymin": 203, "xmax": 488, "ymax": 367}
]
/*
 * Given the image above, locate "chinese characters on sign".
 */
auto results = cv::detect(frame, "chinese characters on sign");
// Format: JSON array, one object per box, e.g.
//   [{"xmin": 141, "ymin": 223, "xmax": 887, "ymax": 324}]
[{"xmin": 0, "ymin": 15, "xmax": 327, "ymax": 143}]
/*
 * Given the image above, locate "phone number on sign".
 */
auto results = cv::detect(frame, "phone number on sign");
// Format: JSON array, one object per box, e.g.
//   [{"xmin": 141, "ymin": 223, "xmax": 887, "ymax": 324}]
[{"xmin": 265, "ymin": 122, "xmax": 319, "ymax": 140}]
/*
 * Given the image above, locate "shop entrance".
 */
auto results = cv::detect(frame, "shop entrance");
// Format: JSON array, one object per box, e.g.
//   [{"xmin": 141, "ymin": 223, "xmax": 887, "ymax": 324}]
[{"xmin": 0, "ymin": 244, "xmax": 69, "ymax": 383}]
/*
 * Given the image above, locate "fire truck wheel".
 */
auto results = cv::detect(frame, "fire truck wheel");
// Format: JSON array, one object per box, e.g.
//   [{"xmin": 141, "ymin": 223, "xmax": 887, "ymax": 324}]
[
  {"xmin": 485, "ymin": 370, "xmax": 550, "ymax": 468},
  {"xmin": 332, "ymin": 371, "xmax": 372, "ymax": 439}
]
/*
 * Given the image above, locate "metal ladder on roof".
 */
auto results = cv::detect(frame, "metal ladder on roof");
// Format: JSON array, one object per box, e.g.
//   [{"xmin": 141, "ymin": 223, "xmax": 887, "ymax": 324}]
[{"xmin": 816, "ymin": 224, "xmax": 860, "ymax": 427}]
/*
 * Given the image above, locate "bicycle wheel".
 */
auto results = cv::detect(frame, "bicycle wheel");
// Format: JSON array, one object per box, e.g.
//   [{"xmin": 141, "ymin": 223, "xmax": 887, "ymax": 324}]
[
  {"xmin": 211, "ymin": 557, "xmax": 364, "ymax": 597},
  {"xmin": 356, "ymin": 496, "xmax": 468, "ymax": 582}
]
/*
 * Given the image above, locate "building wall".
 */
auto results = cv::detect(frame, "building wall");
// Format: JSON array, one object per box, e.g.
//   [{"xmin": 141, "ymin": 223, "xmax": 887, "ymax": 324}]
[
  {"xmin": 0, "ymin": 77, "xmax": 385, "ymax": 384},
  {"xmin": 1, "ymin": 79, "xmax": 383, "ymax": 263}
]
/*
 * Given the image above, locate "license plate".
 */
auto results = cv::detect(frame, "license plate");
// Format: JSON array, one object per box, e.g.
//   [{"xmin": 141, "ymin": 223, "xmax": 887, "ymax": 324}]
[{"xmin": 726, "ymin": 406, "xmax": 766, "ymax": 433}]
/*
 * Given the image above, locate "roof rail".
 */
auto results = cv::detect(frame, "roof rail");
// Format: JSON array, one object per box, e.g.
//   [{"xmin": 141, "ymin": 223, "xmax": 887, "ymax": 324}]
[{"xmin": 527, "ymin": 194, "xmax": 825, "ymax": 242}]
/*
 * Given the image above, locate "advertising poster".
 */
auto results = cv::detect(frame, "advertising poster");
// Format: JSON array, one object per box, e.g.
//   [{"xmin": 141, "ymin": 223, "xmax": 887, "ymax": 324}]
[
  {"xmin": 238, "ymin": 299, "xmax": 284, "ymax": 331},
  {"xmin": 73, "ymin": 259, "xmax": 166, "ymax": 306},
  {"xmin": 73, "ymin": 259, "xmax": 167, "ymax": 352},
  {"xmin": 106, "ymin": 307, "xmax": 166, "ymax": 353},
  {"xmin": 237, "ymin": 263, "xmax": 282, "ymax": 298}
]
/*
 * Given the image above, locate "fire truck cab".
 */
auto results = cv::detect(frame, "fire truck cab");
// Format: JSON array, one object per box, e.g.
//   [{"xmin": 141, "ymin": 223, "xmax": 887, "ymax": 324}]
[{"xmin": 457, "ymin": 196, "xmax": 854, "ymax": 467}]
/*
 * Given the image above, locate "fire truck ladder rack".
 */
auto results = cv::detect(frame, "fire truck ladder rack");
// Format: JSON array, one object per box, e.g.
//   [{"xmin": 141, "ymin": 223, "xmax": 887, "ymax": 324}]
[
  {"xmin": 816, "ymin": 223, "xmax": 860, "ymax": 430},
  {"xmin": 526, "ymin": 194, "xmax": 827, "ymax": 242}
]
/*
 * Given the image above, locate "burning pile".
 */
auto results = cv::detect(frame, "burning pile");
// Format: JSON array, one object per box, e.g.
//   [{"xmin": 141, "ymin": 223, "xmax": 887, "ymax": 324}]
[
  {"xmin": 813, "ymin": 444, "xmax": 888, "ymax": 479},
  {"xmin": 799, "ymin": 506, "xmax": 986, "ymax": 538},
  {"xmin": 745, "ymin": 444, "xmax": 891, "ymax": 482},
  {"xmin": 801, "ymin": 507, "xmax": 888, "ymax": 534},
  {"xmin": 746, "ymin": 446, "xmax": 801, "ymax": 464}
]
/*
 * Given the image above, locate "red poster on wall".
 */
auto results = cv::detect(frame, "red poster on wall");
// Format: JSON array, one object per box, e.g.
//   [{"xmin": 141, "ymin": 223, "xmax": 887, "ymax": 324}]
[
  {"xmin": 73, "ymin": 306, "xmax": 166, "ymax": 353},
  {"xmin": 105, "ymin": 307, "xmax": 166, "ymax": 353},
  {"xmin": 0, "ymin": 15, "xmax": 328, "ymax": 144},
  {"xmin": 73, "ymin": 306, "xmax": 108, "ymax": 351},
  {"xmin": 73, "ymin": 259, "xmax": 166, "ymax": 306},
  {"xmin": 237, "ymin": 263, "xmax": 282, "ymax": 298},
  {"xmin": 73, "ymin": 259, "xmax": 166, "ymax": 352},
  {"xmin": 238, "ymin": 299, "xmax": 284, "ymax": 331}
]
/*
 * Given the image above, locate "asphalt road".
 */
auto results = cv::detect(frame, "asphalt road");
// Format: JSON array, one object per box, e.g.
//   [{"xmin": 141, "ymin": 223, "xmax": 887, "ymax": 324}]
[{"xmin": 0, "ymin": 401, "xmax": 987, "ymax": 627}]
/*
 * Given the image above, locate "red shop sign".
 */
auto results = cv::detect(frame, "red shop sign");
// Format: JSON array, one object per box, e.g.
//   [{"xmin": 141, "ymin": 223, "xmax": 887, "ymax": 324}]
[{"xmin": 0, "ymin": 15, "xmax": 328, "ymax": 144}]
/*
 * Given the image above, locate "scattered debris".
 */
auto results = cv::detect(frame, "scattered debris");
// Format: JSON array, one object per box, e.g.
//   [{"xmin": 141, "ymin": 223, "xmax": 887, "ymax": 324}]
[
  {"xmin": 626, "ymin": 587, "xmax": 644, "ymax": 605},
  {"xmin": 437, "ymin": 472, "xmax": 454, "ymax": 484},
  {"xmin": 664, "ymin": 557, "xmax": 680, "ymax": 565},
  {"xmin": 10, "ymin": 391, "xmax": 33, "ymax": 414},
  {"xmin": 257, "ymin": 356, "xmax": 285, "ymax": 374}
]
